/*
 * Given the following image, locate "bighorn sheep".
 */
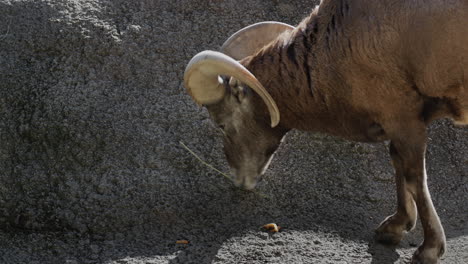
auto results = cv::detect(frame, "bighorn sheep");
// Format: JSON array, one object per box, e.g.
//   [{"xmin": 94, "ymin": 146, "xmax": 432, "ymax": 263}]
[{"xmin": 184, "ymin": 0, "xmax": 468, "ymax": 263}]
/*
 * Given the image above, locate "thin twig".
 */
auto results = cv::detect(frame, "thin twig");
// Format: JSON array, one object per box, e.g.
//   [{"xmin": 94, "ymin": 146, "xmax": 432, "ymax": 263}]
[
  {"xmin": 179, "ymin": 141, "xmax": 232, "ymax": 181},
  {"xmin": 179, "ymin": 141, "xmax": 270, "ymax": 199}
]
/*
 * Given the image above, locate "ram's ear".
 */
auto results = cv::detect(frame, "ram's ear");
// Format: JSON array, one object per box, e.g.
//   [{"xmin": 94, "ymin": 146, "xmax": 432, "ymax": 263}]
[{"xmin": 228, "ymin": 77, "xmax": 251, "ymax": 103}]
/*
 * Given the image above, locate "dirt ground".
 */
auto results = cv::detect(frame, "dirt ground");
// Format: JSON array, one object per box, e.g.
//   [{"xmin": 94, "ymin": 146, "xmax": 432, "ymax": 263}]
[{"xmin": 1, "ymin": 126, "xmax": 467, "ymax": 263}]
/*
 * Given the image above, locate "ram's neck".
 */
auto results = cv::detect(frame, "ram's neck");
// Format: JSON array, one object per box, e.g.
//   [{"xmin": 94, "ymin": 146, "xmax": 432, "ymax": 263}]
[{"xmin": 243, "ymin": 21, "xmax": 332, "ymax": 132}]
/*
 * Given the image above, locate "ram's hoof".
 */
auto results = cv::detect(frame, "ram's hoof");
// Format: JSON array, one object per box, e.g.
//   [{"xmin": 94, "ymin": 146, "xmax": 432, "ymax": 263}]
[
  {"xmin": 375, "ymin": 215, "xmax": 410, "ymax": 245},
  {"xmin": 374, "ymin": 229, "xmax": 404, "ymax": 246},
  {"xmin": 410, "ymin": 242, "xmax": 445, "ymax": 264}
]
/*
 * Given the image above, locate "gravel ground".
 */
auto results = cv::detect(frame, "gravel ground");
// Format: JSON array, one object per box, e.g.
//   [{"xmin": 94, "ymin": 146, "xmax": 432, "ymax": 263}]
[{"xmin": 0, "ymin": 0, "xmax": 466, "ymax": 263}]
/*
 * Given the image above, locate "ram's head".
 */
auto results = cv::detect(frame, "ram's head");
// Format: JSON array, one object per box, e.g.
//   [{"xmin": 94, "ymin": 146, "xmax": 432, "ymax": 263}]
[{"xmin": 184, "ymin": 22, "xmax": 293, "ymax": 189}]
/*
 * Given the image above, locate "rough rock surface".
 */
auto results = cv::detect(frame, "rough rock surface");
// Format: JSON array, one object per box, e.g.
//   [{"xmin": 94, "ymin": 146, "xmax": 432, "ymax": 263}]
[{"xmin": 0, "ymin": 0, "xmax": 466, "ymax": 263}]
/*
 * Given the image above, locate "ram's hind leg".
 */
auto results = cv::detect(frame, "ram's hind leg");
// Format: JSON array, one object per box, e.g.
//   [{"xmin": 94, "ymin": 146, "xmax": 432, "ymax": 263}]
[
  {"xmin": 375, "ymin": 142, "xmax": 417, "ymax": 245},
  {"xmin": 381, "ymin": 120, "xmax": 445, "ymax": 264}
]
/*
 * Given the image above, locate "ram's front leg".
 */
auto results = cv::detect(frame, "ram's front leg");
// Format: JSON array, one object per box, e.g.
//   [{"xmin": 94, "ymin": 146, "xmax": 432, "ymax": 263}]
[
  {"xmin": 382, "ymin": 121, "xmax": 446, "ymax": 264},
  {"xmin": 375, "ymin": 142, "xmax": 417, "ymax": 245}
]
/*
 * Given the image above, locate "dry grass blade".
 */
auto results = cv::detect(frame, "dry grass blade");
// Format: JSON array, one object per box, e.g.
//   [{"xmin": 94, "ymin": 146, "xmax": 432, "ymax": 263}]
[
  {"xmin": 179, "ymin": 141, "xmax": 270, "ymax": 199},
  {"xmin": 179, "ymin": 141, "xmax": 232, "ymax": 181}
]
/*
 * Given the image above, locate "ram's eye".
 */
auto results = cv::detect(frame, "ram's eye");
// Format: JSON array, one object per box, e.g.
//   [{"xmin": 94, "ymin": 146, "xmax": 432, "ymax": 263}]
[
  {"xmin": 218, "ymin": 124, "xmax": 226, "ymax": 130},
  {"xmin": 265, "ymin": 146, "xmax": 277, "ymax": 156}
]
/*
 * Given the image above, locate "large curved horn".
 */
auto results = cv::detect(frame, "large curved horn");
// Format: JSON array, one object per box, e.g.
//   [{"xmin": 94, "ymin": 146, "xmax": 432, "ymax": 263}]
[
  {"xmin": 221, "ymin": 21, "xmax": 295, "ymax": 60},
  {"xmin": 184, "ymin": 50, "xmax": 280, "ymax": 127}
]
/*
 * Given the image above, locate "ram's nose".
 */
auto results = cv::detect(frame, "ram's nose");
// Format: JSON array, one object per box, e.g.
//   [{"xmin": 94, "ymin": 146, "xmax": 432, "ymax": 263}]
[
  {"xmin": 234, "ymin": 172, "xmax": 263, "ymax": 191},
  {"xmin": 233, "ymin": 172, "xmax": 263, "ymax": 190}
]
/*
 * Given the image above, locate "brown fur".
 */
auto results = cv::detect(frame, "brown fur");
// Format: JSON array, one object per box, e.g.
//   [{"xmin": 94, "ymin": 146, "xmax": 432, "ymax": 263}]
[
  {"xmin": 205, "ymin": 1, "xmax": 467, "ymax": 263},
  {"xmin": 245, "ymin": 0, "xmax": 467, "ymax": 136}
]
